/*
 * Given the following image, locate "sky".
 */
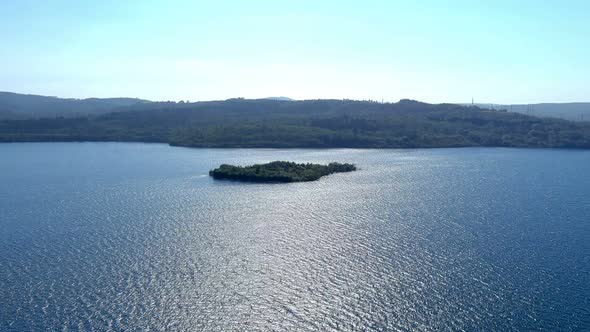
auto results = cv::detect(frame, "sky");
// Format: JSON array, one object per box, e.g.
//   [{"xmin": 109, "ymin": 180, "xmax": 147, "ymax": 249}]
[{"xmin": 1, "ymin": 0, "xmax": 588, "ymax": 103}]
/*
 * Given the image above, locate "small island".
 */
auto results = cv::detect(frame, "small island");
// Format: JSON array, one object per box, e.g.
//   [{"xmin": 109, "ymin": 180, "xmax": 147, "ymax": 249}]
[{"xmin": 209, "ymin": 161, "xmax": 356, "ymax": 183}]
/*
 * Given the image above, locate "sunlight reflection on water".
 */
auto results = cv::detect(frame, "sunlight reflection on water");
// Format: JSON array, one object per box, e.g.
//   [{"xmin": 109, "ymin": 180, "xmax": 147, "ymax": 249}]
[{"xmin": 0, "ymin": 143, "xmax": 589, "ymax": 331}]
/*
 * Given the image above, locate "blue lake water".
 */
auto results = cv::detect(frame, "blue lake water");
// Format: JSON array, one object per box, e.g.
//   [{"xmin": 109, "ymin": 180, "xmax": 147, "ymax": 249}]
[{"xmin": 0, "ymin": 143, "xmax": 589, "ymax": 331}]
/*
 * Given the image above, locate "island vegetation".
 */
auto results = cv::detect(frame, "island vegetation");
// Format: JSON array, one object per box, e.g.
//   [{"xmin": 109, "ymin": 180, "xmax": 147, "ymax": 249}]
[
  {"xmin": 2, "ymin": 98, "xmax": 590, "ymax": 149},
  {"xmin": 209, "ymin": 161, "xmax": 357, "ymax": 183}
]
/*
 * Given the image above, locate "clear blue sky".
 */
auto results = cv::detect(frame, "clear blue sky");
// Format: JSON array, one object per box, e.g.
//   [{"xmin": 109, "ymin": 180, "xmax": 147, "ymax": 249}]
[{"xmin": 1, "ymin": 0, "xmax": 588, "ymax": 103}]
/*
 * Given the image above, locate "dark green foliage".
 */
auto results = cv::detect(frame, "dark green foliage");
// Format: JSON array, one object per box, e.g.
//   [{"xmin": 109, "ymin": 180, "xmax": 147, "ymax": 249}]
[
  {"xmin": 209, "ymin": 161, "xmax": 357, "ymax": 182},
  {"xmin": 2, "ymin": 98, "xmax": 590, "ymax": 148},
  {"xmin": 0, "ymin": 91, "xmax": 150, "ymax": 119},
  {"xmin": 476, "ymin": 103, "xmax": 590, "ymax": 121}
]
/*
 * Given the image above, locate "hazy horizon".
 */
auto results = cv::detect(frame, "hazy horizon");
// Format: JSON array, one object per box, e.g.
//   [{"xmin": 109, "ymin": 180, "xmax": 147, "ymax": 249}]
[
  {"xmin": 3, "ymin": 90, "xmax": 590, "ymax": 106},
  {"xmin": 1, "ymin": 1, "xmax": 589, "ymax": 104}
]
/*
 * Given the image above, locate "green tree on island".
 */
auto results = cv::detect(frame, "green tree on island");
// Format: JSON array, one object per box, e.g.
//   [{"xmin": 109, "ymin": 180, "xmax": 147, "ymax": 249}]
[{"xmin": 209, "ymin": 161, "xmax": 356, "ymax": 183}]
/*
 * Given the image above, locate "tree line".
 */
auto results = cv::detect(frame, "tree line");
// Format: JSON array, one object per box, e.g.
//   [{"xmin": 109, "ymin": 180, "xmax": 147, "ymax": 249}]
[{"xmin": 1, "ymin": 98, "xmax": 590, "ymax": 149}]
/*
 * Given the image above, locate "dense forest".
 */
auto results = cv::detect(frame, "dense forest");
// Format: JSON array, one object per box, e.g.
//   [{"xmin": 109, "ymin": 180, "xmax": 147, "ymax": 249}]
[
  {"xmin": 209, "ymin": 161, "xmax": 357, "ymax": 182},
  {"xmin": 476, "ymin": 102, "xmax": 590, "ymax": 122},
  {"xmin": 1, "ymin": 98, "xmax": 590, "ymax": 149},
  {"xmin": 0, "ymin": 91, "xmax": 149, "ymax": 119}
]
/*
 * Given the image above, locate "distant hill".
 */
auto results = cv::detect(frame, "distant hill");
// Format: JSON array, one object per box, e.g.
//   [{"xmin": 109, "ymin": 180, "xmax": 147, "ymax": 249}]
[
  {"xmin": 265, "ymin": 96, "xmax": 294, "ymax": 101},
  {"xmin": 470, "ymin": 103, "xmax": 590, "ymax": 121},
  {"xmin": 2, "ymin": 98, "xmax": 590, "ymax": 149},
  {"xmin": 0, "ymin": 92, "xmax": 151, "ymax": 119},
  {"xmin": 0, "ymin": 109, "xmax": 19, "ymax": 120}
]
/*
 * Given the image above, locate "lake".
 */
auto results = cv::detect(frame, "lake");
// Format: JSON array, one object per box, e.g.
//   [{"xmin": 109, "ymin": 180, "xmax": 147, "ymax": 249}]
[{"xmin": 1, "ymin": 143, "xmax": 589, "ymax": 331}]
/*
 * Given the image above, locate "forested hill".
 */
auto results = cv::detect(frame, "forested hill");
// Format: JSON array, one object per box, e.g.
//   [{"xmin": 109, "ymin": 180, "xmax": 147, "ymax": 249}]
[
  {"xmin": 473, "ymin": 103, "xmax": 590, "ymax": 122},
  {"xmin": 1, "ymin": 98, "xmax": 590, "ymax": 149},
  {"xmin": 0, "ymin": 91, "xmax": 150, "ymax": 119}
]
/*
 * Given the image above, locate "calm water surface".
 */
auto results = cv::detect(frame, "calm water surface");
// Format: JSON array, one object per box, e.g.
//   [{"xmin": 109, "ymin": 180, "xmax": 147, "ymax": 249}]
[{"xmin": 0, "ymin": 143, "xmax": 589, "ymax": 331}]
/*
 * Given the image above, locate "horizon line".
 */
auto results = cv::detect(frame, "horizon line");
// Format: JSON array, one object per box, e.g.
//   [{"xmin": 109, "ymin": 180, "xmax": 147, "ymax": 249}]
[{"xmin": 1, "ymin": 90, "xmax": 589, "ymax": 106}]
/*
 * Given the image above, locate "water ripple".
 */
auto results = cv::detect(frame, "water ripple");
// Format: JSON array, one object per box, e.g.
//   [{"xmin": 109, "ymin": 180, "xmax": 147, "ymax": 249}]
[{"xmin": 0, "ymin": 143, "xmax": 589, "ymax": 331}]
